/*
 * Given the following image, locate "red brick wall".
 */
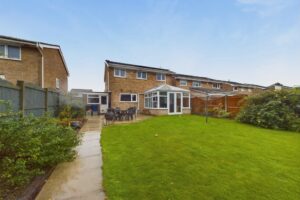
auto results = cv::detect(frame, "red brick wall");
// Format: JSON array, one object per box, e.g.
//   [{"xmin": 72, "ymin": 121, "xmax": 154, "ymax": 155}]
[
  {"xmin": 107, "ymin": 67, "xmax": 173, "ymax": 110},
  {"xmin": 43, "ymin": 48, "xmax": 68, "ymax": 93},
  {"xmin": 0, "ymin": 45, "xmax": 68, "ymax": 93},
  {"xmin": 0, "ymin": 46, "xmax": 41, "ymax": 85}
]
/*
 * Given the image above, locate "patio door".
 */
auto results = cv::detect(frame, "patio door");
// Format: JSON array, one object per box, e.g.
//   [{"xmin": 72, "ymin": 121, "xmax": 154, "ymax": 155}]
[{"xmin": 168, "ymin": 92, "xmax": 182, "ymax": 114}]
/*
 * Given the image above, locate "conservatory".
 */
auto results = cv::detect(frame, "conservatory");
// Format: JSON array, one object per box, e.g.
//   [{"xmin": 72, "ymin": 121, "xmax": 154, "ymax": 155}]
[{"xmin": 144, "ymin": 84, "xmax": 191, "ymax": 115}]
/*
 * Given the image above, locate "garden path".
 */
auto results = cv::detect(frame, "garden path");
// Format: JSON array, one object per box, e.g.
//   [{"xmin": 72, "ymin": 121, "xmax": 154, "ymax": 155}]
[{"xmin": 35, "ymin": 116, "xmax": 105, "ymax": 200}]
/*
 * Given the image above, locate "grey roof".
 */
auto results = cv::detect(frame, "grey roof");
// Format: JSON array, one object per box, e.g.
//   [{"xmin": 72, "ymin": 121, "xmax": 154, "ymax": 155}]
[
  {"xmin": 70, "ymin": 89, "xmax": 93, "ymax": 93},
  {"xmin": 190, "ymin": 87, "xmax": 237, "ymax": 96},
  {"xmin": 174, "ymin": 73, "xmax": 266, "ymax": 89},
  {"xmin": 145, "ymin": 84, "xmax": 190, "ymax": 93},
  {"xmin": 105, "ymin": 60, "xmax": 175, "ymax": 74}
]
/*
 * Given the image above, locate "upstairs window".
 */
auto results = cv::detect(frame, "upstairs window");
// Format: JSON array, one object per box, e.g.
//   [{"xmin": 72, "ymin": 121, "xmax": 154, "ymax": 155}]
[
  {"xmin": 120, "ymin": 93, "xmax": 137, "ymax": 102},
  {"xmin": 212, "ymin": 83, "xmax": 221, "ymax": 89},
  {"xmin": 0, "ymin": 44, "xmax": 21, "ymax": 60},
  {"xmin": 233, "ymin": 87, "xmax": 238, "ymax": 91},
  {"xmin": 114, "ymin": 68, "xmax": 126, "ymax": 77},
  {"xmin": 137, "ymin": 71, "xmax": 147, "ymax": 80},
  {"xmin": 156, "ymin": 73, "xmax": 166, "ymax": 81},
  {"xmin": 180, "ymin": 80, "xmax": 187, "ymax": 86},
  {"xmin": 192, "ymin": 81, "xmax": 201, "ymax": 87}
]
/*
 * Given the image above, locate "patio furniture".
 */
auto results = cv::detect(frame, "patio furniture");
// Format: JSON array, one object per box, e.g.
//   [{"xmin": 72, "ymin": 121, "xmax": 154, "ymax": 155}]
[{"xmin": 104, "ymin": 111, "xmax": 115, "ymax": 125}]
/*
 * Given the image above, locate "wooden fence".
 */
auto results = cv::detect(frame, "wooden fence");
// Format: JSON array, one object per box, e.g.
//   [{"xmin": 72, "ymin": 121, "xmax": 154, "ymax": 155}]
[
  {"xmin": 191, "ymin": 95, "xmax": 246, "ymax": 117},
  {"xmin": 0, "ymin": 79, "xmax": 60, "ymax": 117}
]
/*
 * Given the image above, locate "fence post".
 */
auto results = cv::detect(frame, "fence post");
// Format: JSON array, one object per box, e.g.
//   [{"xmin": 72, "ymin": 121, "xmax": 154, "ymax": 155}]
[
  {"xmin": 44, "ymin": 88, "xmax": 48, "ymax": 113},
  {"xmin": 224, "ymin": 95, "xmax": 228, "ymax": 112},
  {"xmin": 17, "ymin": 81, "xmax": 25, "ymax": 116}
]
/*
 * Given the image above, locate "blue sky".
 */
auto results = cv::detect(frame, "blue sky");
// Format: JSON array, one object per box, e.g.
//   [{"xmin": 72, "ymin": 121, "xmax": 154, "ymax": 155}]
[{"xmin": 1, "ymin": 0, "xmax": 299, "ymax": 90}]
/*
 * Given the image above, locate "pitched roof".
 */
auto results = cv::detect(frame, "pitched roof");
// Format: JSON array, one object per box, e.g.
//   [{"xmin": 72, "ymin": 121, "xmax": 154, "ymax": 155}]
[
  {"xmin": 105, "ymin": 60, "xmax": 175, "ymax": 74},
  {"xmin": 0, "ymin": 35, "xmax": 69, "ymax": 76},
  {"xmin": 145, "ymin": 84, "xmax": 190, "ymax": 93},
  {"xmin": 174, "ymin": 73, "xmax": 266, "ymax": 89}
]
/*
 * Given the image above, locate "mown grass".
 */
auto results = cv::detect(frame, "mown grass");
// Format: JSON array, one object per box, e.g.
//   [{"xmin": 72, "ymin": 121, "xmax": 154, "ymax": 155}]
[{"xmin": 101, "ymin": 115, "xmax": 300, "ymax": 200}]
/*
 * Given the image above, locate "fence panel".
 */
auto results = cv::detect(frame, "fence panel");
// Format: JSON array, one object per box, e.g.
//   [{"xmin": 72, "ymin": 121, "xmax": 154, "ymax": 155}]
[
  {"xmin": 191, "ymin": 95, "xmax": 246, "ymax": 117},
  {"xmin": 0, "ymin": 80, "xmax": 20, "ymax": 112},
  {"xmin": 24, "ymin": 85, "xmax": 46, "ymax": 116},
  {"xmin": 0, "ymin": 80, "xmax": 61, "ymax": 117},
  {"xmin": 48, "ymin": 90, "xmax": 60, "ymax": 117}
]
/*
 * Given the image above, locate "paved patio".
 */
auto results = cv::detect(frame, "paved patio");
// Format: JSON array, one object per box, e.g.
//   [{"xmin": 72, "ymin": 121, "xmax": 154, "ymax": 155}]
[{"xmin": 36, "ymin": 116, "xmax": 105, "ymax": 200}]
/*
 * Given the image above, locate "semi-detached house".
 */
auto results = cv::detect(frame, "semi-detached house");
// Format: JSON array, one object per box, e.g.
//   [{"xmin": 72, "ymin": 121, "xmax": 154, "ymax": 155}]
[
  {"xmin": 104, "ymin": 60, "xmax": 265, "ymax": 115},
  {"xmin": 0, "ymin": 35, "xmax": 69, "ymax": 93}
]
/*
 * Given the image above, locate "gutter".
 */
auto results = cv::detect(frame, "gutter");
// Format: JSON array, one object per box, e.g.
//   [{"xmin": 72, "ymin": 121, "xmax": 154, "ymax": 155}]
[{"xmin": 36, "ymin": 42, "xmax": 44, "ymax": 88}]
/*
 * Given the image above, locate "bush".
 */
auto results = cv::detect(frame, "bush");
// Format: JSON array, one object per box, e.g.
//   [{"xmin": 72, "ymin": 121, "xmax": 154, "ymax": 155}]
[
  {"xmin": 0, "ymin": 110, "xmax": 80, "ymax": 194},
  {"xmin": 237, "ymin": 90, "xmax": 300, "ymax": 132},
  {"xmin": 58, "ymin": 95, "xmax": 85, "ymax": 124}
]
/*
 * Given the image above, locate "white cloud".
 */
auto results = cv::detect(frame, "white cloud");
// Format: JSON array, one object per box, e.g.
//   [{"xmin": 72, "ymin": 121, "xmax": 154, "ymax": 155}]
[{"xmin": 236, "ymin": 0, "xmax": 295, "ymax": 17}]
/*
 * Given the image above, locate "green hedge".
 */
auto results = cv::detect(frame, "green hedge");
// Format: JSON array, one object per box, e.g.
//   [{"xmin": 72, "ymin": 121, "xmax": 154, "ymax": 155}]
[
  {"xmin": 0, "ymin": 112, "xmax": 80, "ymax": 195},
  {"xmin": 237, "ymin": 89, "xmax": 300, "ymax": 132}
]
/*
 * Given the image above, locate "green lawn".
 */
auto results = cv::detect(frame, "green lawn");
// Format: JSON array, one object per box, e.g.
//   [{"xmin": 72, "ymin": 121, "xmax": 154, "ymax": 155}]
[{"xmin": 101, "ymin": 115, "xmax": 300, "ymax": 200}]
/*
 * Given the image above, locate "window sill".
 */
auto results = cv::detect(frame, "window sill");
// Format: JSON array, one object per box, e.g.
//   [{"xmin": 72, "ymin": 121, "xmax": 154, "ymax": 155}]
[
  {"xmin": 114, "ymin": 75, "xmax": 127, "ymax": 78},
  {"xmin": 0, "ymin": 57, "xmax": 21, "ymax": 61}
]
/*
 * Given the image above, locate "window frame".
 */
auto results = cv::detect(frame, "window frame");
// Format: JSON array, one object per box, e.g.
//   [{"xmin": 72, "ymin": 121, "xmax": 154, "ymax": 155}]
[
  {"xmin": 136, "ymin": 71, "xmax": 147, "ymax": 80},
  {"xmin": 119, "ymin": 93, "xmax": 138, "ymax": 102},
  {"xmin": 212, "ymin": 83, "xmax": 221, "ymax": 89},
  {"xmin": 114, "ymin": 68, "xmax": 126, "ymax": 78},
  {"xmin": 233, "ymin": 86, "xmax": 238, "ymax": 91},
  {"xmin": 192, "ymin": 81, "xmax": 201, "ymax": 88},
  {"xmin": 179, "ymin": 80, "xmax": 188, "ymax": 86},
  {"xmin": 0, "ymin": 44, "xmax": 21, "ymax": 60},
  {"xmin": 156, "ymin": 73, "xmax": 166, "ymax": 81},
  {"xmin": 182, "ymin": 92, "xmax": 190, "ymax": 108}
]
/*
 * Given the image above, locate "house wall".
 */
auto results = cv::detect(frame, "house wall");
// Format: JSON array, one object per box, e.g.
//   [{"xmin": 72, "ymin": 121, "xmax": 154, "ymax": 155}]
[
  {"xmin": 43, "ymin": 48, "xmax": 68, "ymax": 93},
  {"xmin": 174, "ymin": 79, "xmax": 225, "ymax": 90},
  {"xmin": 107, "ymin": 67, "xmax": 173, "ymax": 110},
  {"xmin": 0, "ymin": 46, "xmax": 41, "ymax": 86},
  {"xmin": 0, "ymin": 45, "xmax": 68, "ymax": 93}
]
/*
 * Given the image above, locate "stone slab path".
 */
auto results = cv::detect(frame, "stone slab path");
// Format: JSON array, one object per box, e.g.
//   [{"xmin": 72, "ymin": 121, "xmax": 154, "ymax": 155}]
[{"xmin": 36, "ymin": 116, "xmax": 105, "ymax": 200}]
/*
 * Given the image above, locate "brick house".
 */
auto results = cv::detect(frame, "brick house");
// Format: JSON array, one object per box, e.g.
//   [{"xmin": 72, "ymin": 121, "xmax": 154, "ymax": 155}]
[
  {"xmin": 0, "ymin": 35, "xmax": 69, "ymax": 93},
  {"xmin": 104, "ymin": 60, "xmax": 265, "ymax": 115}
]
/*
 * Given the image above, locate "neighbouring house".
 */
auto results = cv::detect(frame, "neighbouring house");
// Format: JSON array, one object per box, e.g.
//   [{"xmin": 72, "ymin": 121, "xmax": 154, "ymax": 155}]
[
  {"xmin": 173, "ymin": 74, "xmax": 265, "ymax": 95},
  {"xmin": 267, "ymin": 82, "xmax": 291, "ymax": 91},
  {"xmin": 0, "ymin": 35, "xmax": 69, "ymax": 93},
  {"xmin": 70, "ymin": 88, "xmax": 110, "ymax": 114},
  {"xmin": 104, "ymin": 60, "xmax": 265, "ymax": 115},
  {"xmin": 70, "ymin": 88, "xmax": 93, "ymax": 98}
]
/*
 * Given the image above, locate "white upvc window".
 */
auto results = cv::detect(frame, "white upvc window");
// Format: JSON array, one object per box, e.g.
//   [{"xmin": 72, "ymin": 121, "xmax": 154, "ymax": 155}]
[
  {"xmin": 183, "ymin": 92, "xmax": 190, "ymax": 108},
  {"xmin": 120, "ymin": 93, "xmax": 137, "ymax": 102},
  {"xmin": 180, "ymin": 80, "xmax": 187, "ymax": 86},
  {"xmin": 0, "ymin": 44, "xmax": 21, "ymax": 60},
  {"xmin": 156, "ymin": 73, "xmax": 166, "ymax": 81},
  {"xmin": 87, "ymin": 94, "xmax": 100, "ymax": 104},
  {"xmin": 56, "ymin": 78, "xmax": 60, "ymax": 89},
  {"xmin": 213, "ymin": 83, "xmax": 221, "ymax": 89},
  {"xmin": 0, "ymin": 74, "xmax": 6, "ymax": 80},
  {"xmin": 192, "ymin": 81, "xmax": 201, "ymax": 87},
  {"xmin": 233, "ymin": 86, "xmax": 238, "ymax": 91},
  {"xmin": 114, "ymin": 68, "xmax": 126, "ymax": 77},
  {"xmin": 136, "ymin": 71, "xmax": 147, "ymax": 80}
]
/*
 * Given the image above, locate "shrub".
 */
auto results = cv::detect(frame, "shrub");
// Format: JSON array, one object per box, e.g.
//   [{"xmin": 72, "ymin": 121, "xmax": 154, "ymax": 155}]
[
  {"xmin": 237, "ymin": 89, "xmax": 300, "ymax": 132},
  {"xmin": 0, "ymin": 106, "xmax": 80, "ymax": 194}
]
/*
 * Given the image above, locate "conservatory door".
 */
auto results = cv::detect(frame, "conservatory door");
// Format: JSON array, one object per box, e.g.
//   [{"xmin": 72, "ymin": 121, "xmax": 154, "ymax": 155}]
[{"xmin": 168, "ymin": 92, "xmax": 182, "ymax": 114}]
